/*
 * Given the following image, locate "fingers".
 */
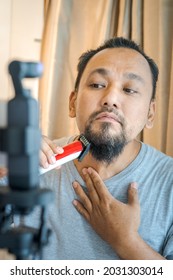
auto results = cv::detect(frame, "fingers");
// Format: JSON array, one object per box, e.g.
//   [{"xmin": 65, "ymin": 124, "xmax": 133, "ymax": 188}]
[
  {"xmin": 128, "ymin": 182, "xmax": 139, "ymax": 207},
  {"xmin": 83, "ymin": 167, "xmax": 111, "ymax": 201},
  {"xmin": 81, "ymin": 168, "xmax": 100, "ymax": 202},
  {"xmin": 73, "ymin": 199, "xmax": 90, "ymax": 221},
  {"xmin": 40, "ymin": 135, "xmax": 64, "ymax": 168},
  {"xmin": 73, "ymin": 181, "xmax": 92, "ymax": 211},
  {"xmin": 73, "ymin": 167, "xmax": 112, "ymax": 217},
  {"xmin": 72, "ymin": 181, "xmax": 91, "ymax": 221}
]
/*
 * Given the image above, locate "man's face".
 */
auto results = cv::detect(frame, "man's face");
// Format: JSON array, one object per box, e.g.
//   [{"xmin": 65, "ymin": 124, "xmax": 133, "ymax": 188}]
[{"xmin": 69, "ymin": 47, "xmax": 155, "ymax": 160}]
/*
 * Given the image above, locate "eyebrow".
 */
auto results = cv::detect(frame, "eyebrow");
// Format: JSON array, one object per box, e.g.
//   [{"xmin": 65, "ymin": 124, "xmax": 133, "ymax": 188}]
[
  {"xmin": 88, "ymin": 68, "xmax": 110, "ymax": 78},
  {"xmin": 124, "ymin": 72, "xmax": 145, "ymax": 84},
  {"xmin": 88, "ymin": 68, "xmax": 145, "ymax": 84}
]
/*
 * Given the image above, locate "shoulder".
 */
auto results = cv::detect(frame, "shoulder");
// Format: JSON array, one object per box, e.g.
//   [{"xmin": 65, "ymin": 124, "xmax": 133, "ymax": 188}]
[
  {"xmin": 142, "ymin": 142, "xmax": 173, "ymax": 175},
  {"xmin": 143, "ymin": 143, "xmax": 173, "ymax": 162}
]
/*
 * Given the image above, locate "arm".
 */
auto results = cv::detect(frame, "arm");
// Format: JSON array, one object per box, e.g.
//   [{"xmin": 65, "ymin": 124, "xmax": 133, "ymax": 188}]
[{"xmin": 72, "ymin": 167, "xmax": 165, "ymax": 260}]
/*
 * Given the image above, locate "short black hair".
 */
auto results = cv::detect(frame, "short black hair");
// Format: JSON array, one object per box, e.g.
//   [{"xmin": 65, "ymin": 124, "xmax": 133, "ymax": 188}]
[{"xmin": 74, "ymin": 37, "xmax": 159, "ymax": 99}]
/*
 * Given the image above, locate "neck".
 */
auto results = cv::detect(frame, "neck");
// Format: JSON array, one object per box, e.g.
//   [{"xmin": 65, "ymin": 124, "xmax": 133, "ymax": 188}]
[{"xmin": 74, "ymin": 139, "xmax": 141, "ymax": 180}]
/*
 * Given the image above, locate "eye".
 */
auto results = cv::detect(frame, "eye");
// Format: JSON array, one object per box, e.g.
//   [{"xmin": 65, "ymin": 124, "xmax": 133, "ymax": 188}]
[
  {"xmin": 123, "ymin": 88, "xmax": 138, "ymax": 94},
  {"xmin": 89, "ymin": 83, "xmax": 105, "ymax": 89}
]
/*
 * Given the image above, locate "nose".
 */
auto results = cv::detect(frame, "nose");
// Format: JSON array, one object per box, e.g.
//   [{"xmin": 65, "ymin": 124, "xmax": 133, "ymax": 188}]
[{"xmin": 101, "ymin": 87, "xmax": 121, "ymax": 108}]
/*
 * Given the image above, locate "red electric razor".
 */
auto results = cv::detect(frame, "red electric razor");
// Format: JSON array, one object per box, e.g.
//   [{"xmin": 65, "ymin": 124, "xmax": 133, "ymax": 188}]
[{"xmin": 39, "ymin": 134, "xmax": 90, "ymax": 175}]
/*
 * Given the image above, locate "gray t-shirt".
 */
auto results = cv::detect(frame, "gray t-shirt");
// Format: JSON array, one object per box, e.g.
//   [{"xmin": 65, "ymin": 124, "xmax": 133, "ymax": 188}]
[{"xmin": 1, "ymin": 137, "xmax": 173, "ymax": 259}]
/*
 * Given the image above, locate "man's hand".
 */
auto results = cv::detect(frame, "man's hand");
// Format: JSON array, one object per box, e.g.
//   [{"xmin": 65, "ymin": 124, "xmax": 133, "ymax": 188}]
[
  {"xmin": 40, "ymin": 135, "xmax": 64, "ymax": 168},
  {"xmin": 72, "ymin": 167, "xmax": 140, "ymax": 257}
]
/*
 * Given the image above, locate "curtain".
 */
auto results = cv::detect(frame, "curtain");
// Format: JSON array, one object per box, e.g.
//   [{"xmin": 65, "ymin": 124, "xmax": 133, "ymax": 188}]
[
  {"xmin": 39, "ymin": 0, "xmax": 116, "ymax": 139},
  {"xmin": 39, "ymin": 0, "xmax": 173, "ymax": 156},
  {"xmin": 142, "ymin": 0, "xmax": 173, "ymax": 156}
]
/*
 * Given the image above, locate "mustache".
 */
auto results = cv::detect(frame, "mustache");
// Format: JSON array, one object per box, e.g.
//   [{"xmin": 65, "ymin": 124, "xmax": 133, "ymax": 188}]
[{"xmin": 87, "ymin": 107, "xmax": 125, "ymax": 126}]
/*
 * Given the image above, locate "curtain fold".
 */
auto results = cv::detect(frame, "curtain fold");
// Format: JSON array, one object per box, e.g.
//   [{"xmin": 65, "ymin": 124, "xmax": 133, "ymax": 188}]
[
  {"xmin": 39, "ymin": 0, "xmax": 116, "ymax": 139},
  {"xmin": 39, "ymin": 0, "xmax": 173, "ymax": 156},
  {"xmin": 142, "ymin": 0, "xmax": 173, "ymax": 155},
  {"xmin": 39, "ymin": 0, "xmax": 61, "ymax": 136}
]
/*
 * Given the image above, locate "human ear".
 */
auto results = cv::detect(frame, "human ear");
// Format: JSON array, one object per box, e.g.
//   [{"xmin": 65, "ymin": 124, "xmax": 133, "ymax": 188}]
[
  {"xmin": 69, "ymin": 91, "xmax": 77, "ymax": 118},
  {"xmin": 145, "ymin": 100, "xmax": 156, "ymax": 129}
]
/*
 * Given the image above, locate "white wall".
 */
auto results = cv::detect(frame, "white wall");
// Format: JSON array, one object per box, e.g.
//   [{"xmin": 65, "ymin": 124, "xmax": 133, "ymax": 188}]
[{"xmin": 0, "ymin": 0, "xmax": 44, "ymax": 100}]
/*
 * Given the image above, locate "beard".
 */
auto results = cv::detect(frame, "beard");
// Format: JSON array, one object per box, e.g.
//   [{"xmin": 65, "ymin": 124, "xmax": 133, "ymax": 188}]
[{"xmin": 84, "ymin": 109, "xmax": 128, "ymax": 164}]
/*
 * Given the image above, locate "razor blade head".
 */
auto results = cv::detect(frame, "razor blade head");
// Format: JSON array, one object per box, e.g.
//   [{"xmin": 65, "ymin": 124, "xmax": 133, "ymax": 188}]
[{"xmin": 78, "ymin": 134, "xmax": 90, "ymax": 161}]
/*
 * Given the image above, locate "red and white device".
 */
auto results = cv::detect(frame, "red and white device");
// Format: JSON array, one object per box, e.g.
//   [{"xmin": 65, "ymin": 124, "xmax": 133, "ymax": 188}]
[{"xmin": 39, "ymin": 135, "xmax": 90, "ymax": 175}]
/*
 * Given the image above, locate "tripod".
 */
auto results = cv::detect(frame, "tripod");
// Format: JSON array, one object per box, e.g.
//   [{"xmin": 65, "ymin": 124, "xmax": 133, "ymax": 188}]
[{"xmin": 0, "ymin": 61, "xmax": 53, "ymax": 259}]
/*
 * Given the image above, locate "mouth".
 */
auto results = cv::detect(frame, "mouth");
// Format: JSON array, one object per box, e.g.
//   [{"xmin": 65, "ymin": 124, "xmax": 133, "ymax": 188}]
[{"xmin": 95, "ymin": 112, "xmax": 121, "ymax": 124}]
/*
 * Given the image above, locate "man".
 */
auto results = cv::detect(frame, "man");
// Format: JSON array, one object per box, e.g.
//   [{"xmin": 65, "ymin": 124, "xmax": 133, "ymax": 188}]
[{"xmin": 2, "ymin": 37, "xmax": 173, "ymax": 259}]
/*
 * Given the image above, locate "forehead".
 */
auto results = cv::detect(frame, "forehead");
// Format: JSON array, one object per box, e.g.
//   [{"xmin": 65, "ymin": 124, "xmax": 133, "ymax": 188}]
[{"xmin": 82, "ymin": 47, "xmax": 152, "ymax": 83}]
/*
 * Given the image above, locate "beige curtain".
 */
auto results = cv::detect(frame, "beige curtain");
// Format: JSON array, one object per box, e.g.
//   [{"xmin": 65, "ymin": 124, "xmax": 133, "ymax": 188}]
[
  {"xmin": 39, "ymin": 0, "xmax": 173, "ymax": 156},
  {"xmin": 39, "ymin": 0, "xmax": 115, "ymax": 139},
  {"xmin": 142, "ymin": 0, "xmax": 173, "ymax": 156}
]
